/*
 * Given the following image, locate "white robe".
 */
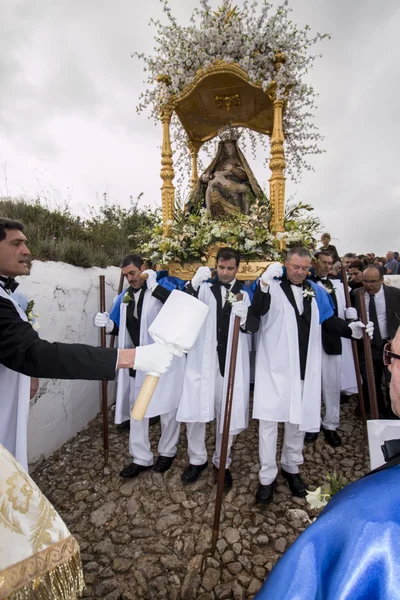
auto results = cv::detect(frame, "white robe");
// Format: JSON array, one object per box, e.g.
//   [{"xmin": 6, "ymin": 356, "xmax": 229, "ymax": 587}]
[
  {"xmin": 176, "ymin": 283, "xmax": 251, "ymax": 435},
  {"xmin": 253, "ymin": 280, "xmax": 322, "ymax": 432},
  {"xmin": 321, "ymin": 279, "xmax": 357, "ymax": 393},
  {"xmin": 0, "ymin": 287, "xmax": 31, "ymax": 470},
  {"xmin": 114, "ymin": 288, "xmax": 185, "ymax": 422}
]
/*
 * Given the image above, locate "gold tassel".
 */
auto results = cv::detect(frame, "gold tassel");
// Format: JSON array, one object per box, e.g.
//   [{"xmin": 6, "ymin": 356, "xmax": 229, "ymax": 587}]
[{"xmin": 1, "ymin": 538, "xmax": 84, "ymax": 600}]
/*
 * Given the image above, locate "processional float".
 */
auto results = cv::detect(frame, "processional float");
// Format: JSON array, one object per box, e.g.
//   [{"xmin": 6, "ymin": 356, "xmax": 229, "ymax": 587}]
[{"xmin": 152, "ymin": 55, "xmax": 290, "ymax": 553}]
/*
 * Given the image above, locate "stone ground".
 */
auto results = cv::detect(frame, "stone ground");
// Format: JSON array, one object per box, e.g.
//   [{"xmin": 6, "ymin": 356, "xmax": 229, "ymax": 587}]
[{"xmin": 33, "ymin": 396, "xmax": 369, "ymax": 600}]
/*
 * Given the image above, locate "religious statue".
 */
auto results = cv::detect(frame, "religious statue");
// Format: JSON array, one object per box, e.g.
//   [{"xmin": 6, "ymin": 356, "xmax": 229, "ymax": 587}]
[{"xmin": 187, "ymin": 129, "xmax": 263, "ymax": 217}]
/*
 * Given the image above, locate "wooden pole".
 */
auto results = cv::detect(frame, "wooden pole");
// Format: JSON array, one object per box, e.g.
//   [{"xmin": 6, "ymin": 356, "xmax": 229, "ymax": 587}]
[
  {"xmin": 109, "ymin": 271, "xmax": 125, "ymax": 350},
  {"xmin": 340, "ymin": 271, "xmax": 367, "ymax": 434},
  {"xmin": 211, "ymin": 307, "xmax": 242, "ymax": 554},
  {"xmin": 99, "ymin": 275, "xmax": 109, "ymax": 465},
  {"xmin": 358, "ymin": 292, "xmax": 379, "ymax": 420}
]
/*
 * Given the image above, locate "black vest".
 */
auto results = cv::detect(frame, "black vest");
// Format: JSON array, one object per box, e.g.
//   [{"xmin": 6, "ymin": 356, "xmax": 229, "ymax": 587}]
[
  {"xmin": 280, "ymin": 278, "xmax": 312, "ymax": 380},
  {"xmin": 211, "ymin": 280, "xmax": 243, "ymax": 377},
  {"xmin": 125, "ymin": 284, "xmax": 147, "ymax": 377}
]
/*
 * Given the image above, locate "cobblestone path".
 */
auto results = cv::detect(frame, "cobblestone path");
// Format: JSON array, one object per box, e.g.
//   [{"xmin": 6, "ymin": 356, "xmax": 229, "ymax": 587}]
[{"xmin": 33, "ymin": 396, "xmax": 368, "ymax": 600}]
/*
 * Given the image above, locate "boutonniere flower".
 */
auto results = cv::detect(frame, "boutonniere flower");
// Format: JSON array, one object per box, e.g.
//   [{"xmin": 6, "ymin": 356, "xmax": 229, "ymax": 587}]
[
  {"xmin": 25, "ymin": 299, "xmax": 40, "ymax": 330},
  {"xmin": 302, "ymin": 288, "xmax": 316, "ymax": 300},
  {"xmin": 322, "ymin": 283, "xmax": 333, "ymax": 294},
  {"xmin": 225, "ymin": 290, "xmax": 239, "ymax": 306},
  {"xmin": 122, "ymin": 291, "xmax": 132, "ymax": 304}
]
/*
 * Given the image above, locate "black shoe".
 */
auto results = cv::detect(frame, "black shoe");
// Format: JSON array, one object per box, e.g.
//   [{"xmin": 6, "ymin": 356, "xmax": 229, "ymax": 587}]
[
  {"xmin": 321, "ymin": 427, "xmax": 342, "ymax": 448},
  {"xmin": 119, "ymin": 463, "xmax": 153, "ymax": 478},
  {"xmin": 149, "ymin": 416, "xmax": 160, "ymax": 427},
  {"xmin": 181, "ymin": 462, "xmax": 208, "ymax": 484},
  {"xmin": 340, "ymin": 393, "xmax": 350, "ymax": 404},
  {"xmin": 255, "ymin": 480, "xmax": 276, "ymax": 504},
  {"xmin": 281, "ymin": 469, "xmax": 307, "ymax": 498},
  {"xmin": 153, "ymin": 455, "xmax": 175, "ymax": 473},
  {"xmin": 214, "ymin": 467, "xmax": 233, "ymax": 490},
  {"xmin": 116, "ymin": 420, "xmax": 130, "ymax": 431},
  {"xmin": 304, "ymin": 431, "xmax": 319, "ymax": 444}
]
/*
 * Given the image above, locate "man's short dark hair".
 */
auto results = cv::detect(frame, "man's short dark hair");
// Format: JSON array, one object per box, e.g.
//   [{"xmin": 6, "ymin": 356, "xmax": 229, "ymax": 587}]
[
  {"xmin": 216, "ymin": 247, "xmax": 240, "ymax": 266},
  {"xmin": 349, "ymin": 260, "xmax": 364, "ymax": 271},
  {"xmin": 363, "ymin": 265, "xmax": 384, "ymax": 279},
  {"xmin": 0, "ymin": 217, "xmax": 24, "ymax": 242},
  {"xmin": 120, "ymin": 254, "xmax": 144, "ymax": 269},
  {"xmin": 343, "ymin": 252, "xmax": 357, "ymax": 259},
  {"xmin": 286, "ymin": 247, "xmax": 312, "ymax": 261},
  {"xmin": 315, "ymin": 250, "xmax": 333, "ymax": 261}
]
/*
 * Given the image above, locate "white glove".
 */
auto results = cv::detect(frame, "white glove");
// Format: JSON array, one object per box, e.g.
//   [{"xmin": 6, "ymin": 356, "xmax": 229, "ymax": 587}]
[
  {"xmin": 143, "ymin": 269, "xmax": 158, "ymax": 291},
  {"xmin": 191, "ymin": 266, "xmax": 212, "ymax": 291},
  {"xmin": 260, "ymin": 263, "xmax": 283, "ymax": 292},
  {"xmin": 94, "ymin": 312, "xmax": 114, "ymax": 334},
  {"xmin": 345, "ymin": 307, "xmax": 358, "ymax": 321},
  {"xmin": 231, "ymin": 300, "xmax": 248, "ymax": 326},
  {"xmin": 133, "ymin": 343, "xmax": 182, "ymax": 375},
  {"xmin": 349, "ymin": 320, "xmax": 374, "ymax": 340}
]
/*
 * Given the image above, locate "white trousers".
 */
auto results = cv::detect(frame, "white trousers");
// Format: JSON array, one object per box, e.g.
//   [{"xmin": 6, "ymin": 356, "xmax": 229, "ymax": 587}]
[
  {"xmin": 186, "ymin": 371, "xmax": 234, "ymax": 469},
  {"xmin": 258, "ymin": 420, "xmax": 305, "ymax": 485},
  {"xmin": 321, "ymin": 351, "xmax": 341, "ymax": 431},
  {"xmin": 129, "ymin": 409, "xmax": 180, "ymax": 467}
]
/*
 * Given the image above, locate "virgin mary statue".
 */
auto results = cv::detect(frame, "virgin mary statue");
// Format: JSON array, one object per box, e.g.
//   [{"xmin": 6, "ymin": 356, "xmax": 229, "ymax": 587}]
[{"xmin": 187, "ymin": 132, "xmax": 263, "ymax": 217}]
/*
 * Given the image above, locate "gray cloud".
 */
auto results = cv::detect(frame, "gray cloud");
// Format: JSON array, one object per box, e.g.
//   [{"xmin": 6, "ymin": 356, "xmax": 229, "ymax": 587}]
[{"xmin": 1, "ymin": 0, "xmax": 399, "ymax": 253}]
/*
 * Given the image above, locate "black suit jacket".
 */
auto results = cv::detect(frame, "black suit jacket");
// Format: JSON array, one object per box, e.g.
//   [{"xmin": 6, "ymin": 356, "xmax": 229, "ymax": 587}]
[
  {"xmin": 186, "ymin": 280, "xmax": 259, "ymax": 376},
  {"xmin": 353, "ymin": 285, "xmax": 400, "ymax": 340},
  {"xmin": 0, "ymin": 296, "xmax": 118, "ymax": 380}
]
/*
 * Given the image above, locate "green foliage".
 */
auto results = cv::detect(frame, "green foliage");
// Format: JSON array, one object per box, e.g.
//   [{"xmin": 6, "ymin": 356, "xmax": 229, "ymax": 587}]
[{"xmin": 0, "ymin": 197, "xmax": 159, "ymax": 268}]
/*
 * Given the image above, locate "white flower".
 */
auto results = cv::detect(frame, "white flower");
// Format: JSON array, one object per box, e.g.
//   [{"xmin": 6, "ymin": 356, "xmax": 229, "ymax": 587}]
[
  {"xmin": 226, "ymin": 290, "xmax": 239, "ymax": 306},
  {"xmin": 322, "ymin": 283, "xmax": 333, "ymax": 294},
  {"xmin": 305, "ymin": 487, "xmax": 328, "ymax": 510},
  {"xmin": 302, "ymin": 288, "xmax": 315, "ymax": 299}
]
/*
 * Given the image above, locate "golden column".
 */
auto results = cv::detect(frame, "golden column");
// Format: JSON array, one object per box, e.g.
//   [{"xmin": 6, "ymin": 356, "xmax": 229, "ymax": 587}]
[
  {"xmin": 268, "ymin": 53, "xmax": 286, "ymax": 235},
  {"xmin": 188, "ymin": 141, "xmax": 202, "ymax": 190},
  {"xmin": 160, "ymin": 104, "xmax": 175, "ymax": 236}
]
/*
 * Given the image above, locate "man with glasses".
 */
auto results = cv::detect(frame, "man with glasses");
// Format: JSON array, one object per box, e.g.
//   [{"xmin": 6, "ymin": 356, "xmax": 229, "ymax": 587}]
[
  {"xmin": 354, "ymin": 265, "xmax": 400, "ymax": 417},
  {"xmin": 251, "ymin": 247, "xmax": 372, "ymax": 504}
]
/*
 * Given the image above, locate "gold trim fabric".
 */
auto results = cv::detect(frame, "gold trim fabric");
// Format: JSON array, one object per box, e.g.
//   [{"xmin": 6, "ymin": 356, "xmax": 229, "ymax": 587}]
[
  {"xmin": 0, "ymin": 443, "xmax": 84, "ymax": 599},
  {"xmin": 0, "ymin": 536, "xmax": 84, "ymax": 599}
]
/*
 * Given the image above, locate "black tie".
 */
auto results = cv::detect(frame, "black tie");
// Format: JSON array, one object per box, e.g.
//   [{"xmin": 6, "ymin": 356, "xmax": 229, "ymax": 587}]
[
  {"xmin": 218, "ymin": 281, "xmax": 231, "ymax": 289},
  {"xmin": 368, "ymin": 294, "xmax": 383, "ymax": 348},
  {"xmin": 0, "ymin": 276, "xmax": 19, "ymax": 293}
]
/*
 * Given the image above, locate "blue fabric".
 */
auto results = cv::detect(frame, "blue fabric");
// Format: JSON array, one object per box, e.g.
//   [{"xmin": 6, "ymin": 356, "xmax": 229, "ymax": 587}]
[
  {"xmin": 308, "ymin": 280, "xmax": 334, "ymax": 324},
  {"xmin": 109, "ymin": 289, "xmax": 127, "ymax": 329},
  {"xmin": 108, "ymin": 276, "xmax": 187, "ymax": 328},
  {"xmin": 256, "ymin": 465, "xmax": 400, "ymax": 600}
]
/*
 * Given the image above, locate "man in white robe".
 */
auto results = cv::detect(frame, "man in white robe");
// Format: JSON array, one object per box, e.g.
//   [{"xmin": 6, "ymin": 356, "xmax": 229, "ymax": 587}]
[
  {"xmin": 251, "ymin": 247, "xmax": 373, "ymax": 504},
  {"xmin": 0, "ymin": 218, "xmax": 178, "ymax": 471},
  {"xmin": 177, "ymin": 247, "xmax": 259, "ymax": 489},
  {"xmin": 305, "ymin": 251, "xmax": 357, "ymax": 447},
  {"xmin": 95, "ymin": 253, "xmax": 185, "ymax": 478}
]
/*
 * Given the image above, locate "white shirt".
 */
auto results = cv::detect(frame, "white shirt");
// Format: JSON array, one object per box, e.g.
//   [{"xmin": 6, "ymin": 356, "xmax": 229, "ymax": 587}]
[
  {"xmin": 290, "ymin": 283, "xmax": 304, "ymax": 315},
  {"xmin": 365, "ymin": 286, "xmax": 388, "ymax": 340},
  {"xmin": 221, "ymin": 278, "xmax": 237, "ymax": 308},
  {"xmin": 132, "ymin": 287, "xmax": 143, "ymax": 319}
]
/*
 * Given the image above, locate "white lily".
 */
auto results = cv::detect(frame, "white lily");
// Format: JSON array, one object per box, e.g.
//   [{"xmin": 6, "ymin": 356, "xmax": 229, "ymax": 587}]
[{"xmin": 305, "ymin": 487, "xmax": 329, "ymax": 510}]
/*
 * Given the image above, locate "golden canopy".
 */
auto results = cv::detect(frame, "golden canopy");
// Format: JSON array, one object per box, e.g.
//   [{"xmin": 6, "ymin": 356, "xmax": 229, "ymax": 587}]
[{"xmin": 158, "ymin": 58, "xmax": 287, "ymax": 279}]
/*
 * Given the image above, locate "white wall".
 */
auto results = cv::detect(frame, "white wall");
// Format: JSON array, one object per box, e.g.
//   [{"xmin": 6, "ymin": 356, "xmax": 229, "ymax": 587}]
[{"xmin": 17, "ymin": 260, "xmax": 122, "ymax": 466}]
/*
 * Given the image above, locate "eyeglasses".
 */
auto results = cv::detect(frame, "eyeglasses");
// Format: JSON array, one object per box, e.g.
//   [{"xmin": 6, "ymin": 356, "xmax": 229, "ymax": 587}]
[{"xmin": 383, "ymin": 342, "xmax": 400, "ymax": 367}]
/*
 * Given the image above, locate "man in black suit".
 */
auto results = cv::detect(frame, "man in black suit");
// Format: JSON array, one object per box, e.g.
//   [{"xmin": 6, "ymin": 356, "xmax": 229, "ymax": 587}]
[
  {"xmin": 305, "ymin": 251, "xmax": 354, "ymax": 447},
  {"xmin": 353, "ymin": 265, "xmax": 400, "ymax": 417},
  {"xmin": 177, "ymin": 247, "xmax": 259, "ymax": 489},
  {"xmin": 0, "ymin": 217, "xmax": 177, "ymax": 468}
]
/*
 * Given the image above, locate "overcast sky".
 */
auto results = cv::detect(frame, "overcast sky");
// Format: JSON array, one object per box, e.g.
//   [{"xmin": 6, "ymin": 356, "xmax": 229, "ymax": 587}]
[{"xmin": 1, "ymin": 0, "xmax": 399, "ymax": 256}]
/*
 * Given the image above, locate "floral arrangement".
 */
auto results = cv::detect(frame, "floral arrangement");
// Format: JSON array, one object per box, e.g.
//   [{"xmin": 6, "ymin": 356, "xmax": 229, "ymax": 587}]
[
  {"xmin": 134, "ymin": 0, "xmax": 329, "ymax": 182},
  {"xmin": 139, "ymin": 197, "xmax": 321, "ymax": 266},
  {"xmin": 306, "ymin": 471, "xmax": 346, "ymax": 510},
  {"xmin": 302, "ymin": 287, "xmax": 316, "ymax": 300}
]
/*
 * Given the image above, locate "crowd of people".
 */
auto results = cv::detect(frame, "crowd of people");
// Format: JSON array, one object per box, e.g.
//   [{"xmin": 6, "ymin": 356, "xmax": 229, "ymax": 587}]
[{"xmin": 1, "ymin": 217, "xmax": 400, "ymax": 599}]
